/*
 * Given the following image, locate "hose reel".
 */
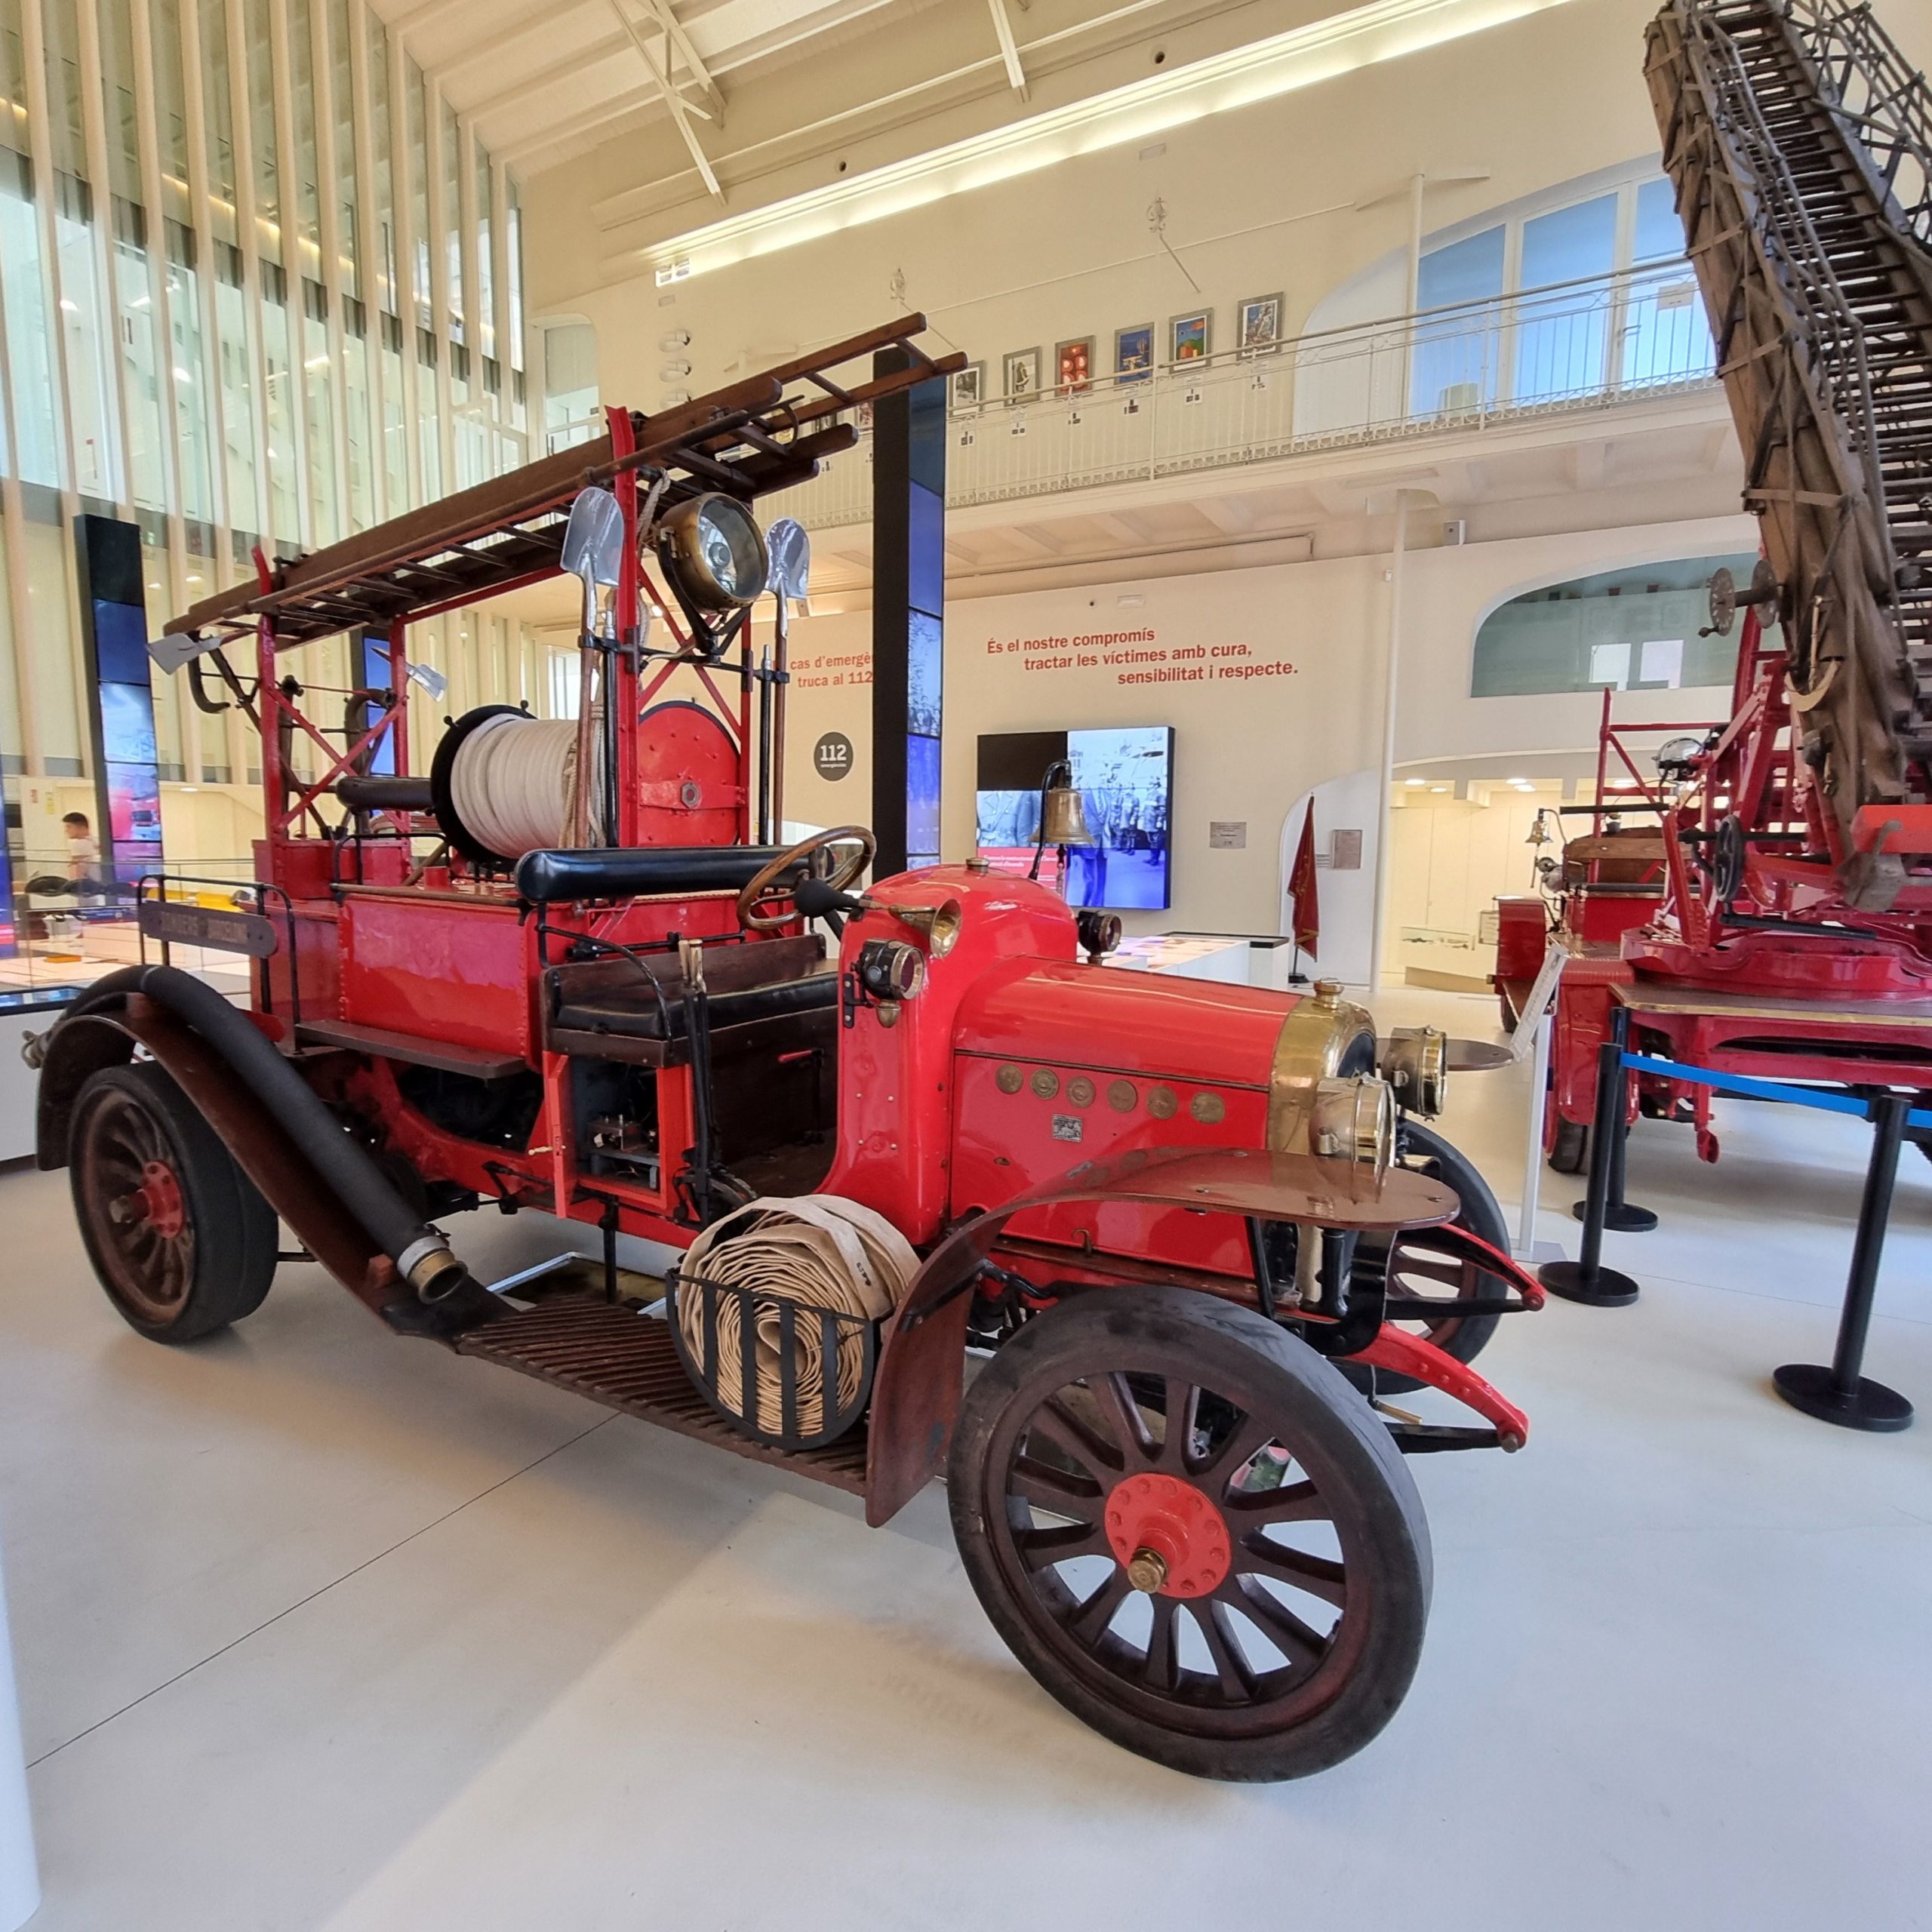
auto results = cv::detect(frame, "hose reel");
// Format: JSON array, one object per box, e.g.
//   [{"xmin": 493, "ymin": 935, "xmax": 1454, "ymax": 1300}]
[
  {"xmin": 669, "ymin": 1196, "xmax": 918, "ymax": 1449},
  {"xmin": 429, "ymin": 703, "xmax": 608, "ymax": 866}
]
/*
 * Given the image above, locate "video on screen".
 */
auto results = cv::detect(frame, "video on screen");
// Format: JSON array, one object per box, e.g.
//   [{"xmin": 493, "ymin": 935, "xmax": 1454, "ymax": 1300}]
[{"xmin": 974, "ymin": 725, "xmax": 1174, "ymax": 910}]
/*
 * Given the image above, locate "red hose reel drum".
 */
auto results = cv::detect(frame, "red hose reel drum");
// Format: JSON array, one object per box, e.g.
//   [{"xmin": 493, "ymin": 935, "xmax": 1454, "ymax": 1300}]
[{"xmin": 637, "ymin": 701, "xmax": 742, "ymax": 847}]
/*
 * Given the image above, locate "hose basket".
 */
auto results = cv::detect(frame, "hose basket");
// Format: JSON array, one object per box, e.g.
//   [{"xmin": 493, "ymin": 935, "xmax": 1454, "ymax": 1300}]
[{"xmin": 666, "ymin": 1196, "xmax": 918, "ymax": 1451}]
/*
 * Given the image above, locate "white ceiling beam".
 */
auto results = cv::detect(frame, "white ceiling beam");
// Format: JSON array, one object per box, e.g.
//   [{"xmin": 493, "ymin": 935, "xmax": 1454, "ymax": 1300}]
[
  {"xmin": 497, "ymin": 91, "xmax": 653, "ymax": 164},
  {"xmin": 637, "ymin": 0, "xmax": 723, "ymax": 118},
  {"xmin": 608, "ymin": 0, "xmax": 725, "ymax": 197},
  {"xmin": 386, "ymin": 0, "xmax": 471, "ymax": 42},
  {"xmin": 1194, "ymin": 496, "xmax": 1258, "ymax": 536},
  {"xmin": 1004, "ymin": 524, "xmax": 1069, "ymax": 558},
  {"xmin": 466, "ymin": 31, "xmax": 633, "ymax": 116},
  {"xmin": 987, "ymin": 0, "xmax": 1028, "ymax": 99},
  {"xmin": 436, "ymin": 14, "xmax": 613, "ymax": 83}
]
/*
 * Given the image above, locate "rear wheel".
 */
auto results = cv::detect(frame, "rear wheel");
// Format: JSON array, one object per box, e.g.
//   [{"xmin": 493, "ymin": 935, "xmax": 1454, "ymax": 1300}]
[
  {"xmin": 69, "ymin": 1061, "xmax": 278, "ymax": 1343},
  {"xmin": 950, "ymin": 1287, "xmax": 1430, "ymax": 1782}
]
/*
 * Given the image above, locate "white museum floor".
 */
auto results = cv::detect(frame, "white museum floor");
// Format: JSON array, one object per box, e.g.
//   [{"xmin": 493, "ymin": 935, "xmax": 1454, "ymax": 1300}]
[{"xmin": 1, "ymin": 986, "xmax": 1928, "ymax": 1932}]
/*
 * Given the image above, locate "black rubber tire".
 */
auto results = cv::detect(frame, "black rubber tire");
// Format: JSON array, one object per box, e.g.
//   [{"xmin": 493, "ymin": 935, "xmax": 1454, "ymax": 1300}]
[
  {"xmin": 1497, "ymin": 990, "xmax": 1518, "ymax": 1035},
  {"xmin": 1549, "ymin": 1116, "xmax": 1589, "ymax": 1176},
  {"xmin": 950, "ymin": 1286, "xmax": 1431, "ymax": 1783},
  {"xmin": 1355, "ymin": 1118, "xmax": 1512, "ymax": 1389},
  {"xmin": 69, "ymin": 1061, "xmax": 279, "ymax": 1343}
]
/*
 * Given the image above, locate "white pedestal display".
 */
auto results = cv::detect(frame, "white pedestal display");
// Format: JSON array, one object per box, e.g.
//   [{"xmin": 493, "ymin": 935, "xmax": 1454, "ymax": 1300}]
[{"xmin": 0, "ymin": 1542, "xmax": 38, "ymax": 1931}]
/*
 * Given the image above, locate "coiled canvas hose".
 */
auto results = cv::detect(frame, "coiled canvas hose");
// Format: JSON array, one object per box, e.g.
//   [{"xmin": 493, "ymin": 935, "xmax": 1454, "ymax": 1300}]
[
  {"xmin": 678, "ymin": 1197, "xmax": 918, "ymax": 1438},
  {"xmin": 445, "ymin": 710, "xmax": 605, "ymax": 860}
]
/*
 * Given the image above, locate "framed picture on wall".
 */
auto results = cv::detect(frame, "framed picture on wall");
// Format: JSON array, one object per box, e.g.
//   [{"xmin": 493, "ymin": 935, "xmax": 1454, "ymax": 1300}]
[
  {"xmin": 1238, "ymin": 293, "xmax": 1284, "ymax": 355},
  {"xmin": 1002, "ymin": 346, "xmax": 1042, "ymax": 404},
  {"xmin": 1114, "ymin": 323, "xmax": 1154, "ymax": 384},
  {"xmin": 1169, "ymin": 309, "xmax": 1211, "ymax": 364},
  {"xmin": 1054, "ymin": 337, "xmax": 1094, "ymax": 395},
  {"xmin": 951, "ymin": 361, "xmax": 986, "ymax": 409}
]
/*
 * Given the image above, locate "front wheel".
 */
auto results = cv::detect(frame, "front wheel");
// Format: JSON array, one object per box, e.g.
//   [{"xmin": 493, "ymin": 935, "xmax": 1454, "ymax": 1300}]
[
  {"xmin": 1350, "ymin": 1118, "xmax": 1511, "ymax": 1386},
  {"xmin": 1549, "ymin": 1116, "xmax": 1589, "ymax": 1175},
  {"xmin": 949, "ymin": 1286, "xmax": 1430, "ymax": 1782},
  {"xmin": 69, "ymin": 1061, "xmax": 279, "ymax": 1343}
]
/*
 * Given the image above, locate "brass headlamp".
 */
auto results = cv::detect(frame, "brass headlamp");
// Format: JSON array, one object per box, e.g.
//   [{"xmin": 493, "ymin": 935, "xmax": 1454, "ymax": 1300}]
[{"xmin": 656, "ymin": 493, "xmax": 771, "ymax": 611}]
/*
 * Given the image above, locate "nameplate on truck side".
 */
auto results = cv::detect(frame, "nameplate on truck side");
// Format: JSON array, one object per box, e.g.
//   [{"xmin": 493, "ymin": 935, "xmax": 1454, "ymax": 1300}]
[{"xmin": 137, "ymin": 900, "xmax": 280, "ymax": 958}]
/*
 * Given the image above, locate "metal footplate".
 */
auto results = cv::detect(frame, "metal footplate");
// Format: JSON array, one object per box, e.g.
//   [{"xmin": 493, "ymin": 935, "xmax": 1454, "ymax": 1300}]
[{"xmin": 455, "ymin": 1294, "xmax": 871, "ymax": 1495}]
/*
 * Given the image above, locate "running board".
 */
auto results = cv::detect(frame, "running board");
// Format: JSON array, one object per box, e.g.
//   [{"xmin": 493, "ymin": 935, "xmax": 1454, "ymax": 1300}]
[{"xmin": 455, "ymin": 1294, "xmax": 870, "ymax": 1497}]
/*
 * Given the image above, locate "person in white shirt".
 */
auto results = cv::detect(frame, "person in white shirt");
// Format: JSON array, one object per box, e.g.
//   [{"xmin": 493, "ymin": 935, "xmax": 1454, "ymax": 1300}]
[{"xmin": 63, "ymin": 812, "xmax": 101, "ymax": 911}]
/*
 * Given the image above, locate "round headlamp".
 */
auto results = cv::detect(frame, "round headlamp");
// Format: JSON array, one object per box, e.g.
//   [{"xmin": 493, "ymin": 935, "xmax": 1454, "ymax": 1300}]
[{"xmin": 657, "ymin": 493, "xmax": 770, "ymax": 611}]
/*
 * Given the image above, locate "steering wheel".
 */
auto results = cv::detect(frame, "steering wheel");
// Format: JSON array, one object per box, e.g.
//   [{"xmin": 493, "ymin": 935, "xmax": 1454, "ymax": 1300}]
[{"xmin": 737, "ymin": 824, "xmax": 876, "ymax": 933}]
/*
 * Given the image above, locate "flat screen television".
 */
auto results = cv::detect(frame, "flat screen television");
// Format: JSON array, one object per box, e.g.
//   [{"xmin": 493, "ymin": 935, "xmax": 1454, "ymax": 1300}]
[{"xmin": 975, "ymin": 725, "xmax": 1174, "ymax": 910}]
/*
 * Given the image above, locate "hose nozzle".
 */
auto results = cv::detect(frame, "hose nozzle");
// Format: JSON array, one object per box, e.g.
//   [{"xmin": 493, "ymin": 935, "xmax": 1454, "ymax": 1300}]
[{"xmin": 397, "ymin": 1235, "xmax": 466, "ymax": 1303}]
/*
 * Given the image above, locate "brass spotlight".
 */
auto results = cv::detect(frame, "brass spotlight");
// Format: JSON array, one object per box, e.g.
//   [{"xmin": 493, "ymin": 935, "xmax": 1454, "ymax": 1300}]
[{"xmin": 656, "ymin": 493, "xmax": 770, "ymax": 610}]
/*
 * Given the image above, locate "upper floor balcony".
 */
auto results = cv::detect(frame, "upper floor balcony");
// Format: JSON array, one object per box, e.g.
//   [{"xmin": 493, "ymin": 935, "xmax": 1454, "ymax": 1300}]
[{"xmin": 764, "ymin": 263, "xmax": 1720, "ymax": 534}]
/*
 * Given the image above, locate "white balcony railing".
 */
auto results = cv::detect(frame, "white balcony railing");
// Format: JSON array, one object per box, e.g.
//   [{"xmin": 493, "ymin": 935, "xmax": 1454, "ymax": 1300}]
[{"xmin": 764, "ymin": 263, "xmax": 1720, "ymax": 531}]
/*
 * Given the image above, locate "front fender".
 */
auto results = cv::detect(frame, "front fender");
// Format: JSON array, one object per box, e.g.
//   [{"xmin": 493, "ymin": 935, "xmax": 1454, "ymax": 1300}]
[{"xmin": 863, "ymin": 1143, "xmax": 1457, "ymax": 1525}]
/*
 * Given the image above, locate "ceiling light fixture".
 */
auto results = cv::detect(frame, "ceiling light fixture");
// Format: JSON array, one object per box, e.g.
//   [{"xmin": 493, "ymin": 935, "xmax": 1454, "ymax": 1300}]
[{"xmin": 638, "ymin": 0, "xmax": 1585, "ymax": 285}]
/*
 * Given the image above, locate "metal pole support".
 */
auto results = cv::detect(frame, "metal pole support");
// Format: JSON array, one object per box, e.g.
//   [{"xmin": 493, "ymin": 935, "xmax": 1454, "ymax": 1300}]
[
  {"xmin": 1773, "ymin": 1092, "xmax": 1914, "ymax": 1432},
  {"xmin": 1540, "ymin": 1008, "xmax": 1641, "ymax": 1306},
  {"xmin": 1572, "ymin": 1004, "xmax": 1658, "ymax": 1233}
]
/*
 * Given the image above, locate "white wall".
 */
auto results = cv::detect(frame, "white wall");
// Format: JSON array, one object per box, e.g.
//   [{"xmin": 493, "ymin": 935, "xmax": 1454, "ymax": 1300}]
[
  {"xmin": 1279, "ymin": 770, "xmax": 1382, "ymax": 984},
  {"xmin": 780, "ymin": 509, "xmax": 1757, "ymax": 962},
  {"xmin": 1394, "ymin": 514, "xmax": 1758, "ymax": 767}
]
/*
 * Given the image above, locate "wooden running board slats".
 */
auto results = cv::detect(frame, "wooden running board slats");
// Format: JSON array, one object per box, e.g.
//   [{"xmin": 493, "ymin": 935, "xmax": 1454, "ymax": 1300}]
[{"xmin": 456, "ymin": 1296, "xmax": 870, "ymax": 1496}]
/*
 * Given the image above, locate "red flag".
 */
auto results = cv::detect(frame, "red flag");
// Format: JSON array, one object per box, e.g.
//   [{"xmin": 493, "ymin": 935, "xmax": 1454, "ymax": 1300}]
[{"xmin": 1288, "ymin": 805, "xmax": 1321, "ymax": 955}]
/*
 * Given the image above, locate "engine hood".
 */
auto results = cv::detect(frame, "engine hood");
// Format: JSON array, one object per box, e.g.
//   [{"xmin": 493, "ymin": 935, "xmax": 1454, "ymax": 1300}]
[{"xmin": 953, "ymin": 959, "xmax": 1293, "ymax": 1093}]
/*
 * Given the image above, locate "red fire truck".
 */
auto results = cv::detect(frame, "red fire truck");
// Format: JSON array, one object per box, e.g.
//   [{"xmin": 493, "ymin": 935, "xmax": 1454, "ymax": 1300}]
[{"xmin": 28, "ymin": 319, "xmax": 1541, "ymax": 1783}]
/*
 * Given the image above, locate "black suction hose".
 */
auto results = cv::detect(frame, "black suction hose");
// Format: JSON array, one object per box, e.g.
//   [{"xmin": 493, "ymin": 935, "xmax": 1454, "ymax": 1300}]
[{"xmin": 67, "ymin": 964, "xmax": 463, "ymax": 1298}]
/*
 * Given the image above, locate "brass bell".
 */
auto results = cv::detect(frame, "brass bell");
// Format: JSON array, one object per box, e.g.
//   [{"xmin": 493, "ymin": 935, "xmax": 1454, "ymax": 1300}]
[{"xmin": 1040, "ymin": 778, "xmax": 1093, "ymax": 848}]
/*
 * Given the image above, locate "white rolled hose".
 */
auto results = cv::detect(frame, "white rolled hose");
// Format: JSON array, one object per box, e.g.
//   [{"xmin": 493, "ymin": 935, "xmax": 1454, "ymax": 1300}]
[
  {"xmin": 678, "ymin": 1197, "xmax": 918, "ymax": 1438},
  {"xmin": 445, "ymin": 710, "xmax": 605, "ymax": 859}
]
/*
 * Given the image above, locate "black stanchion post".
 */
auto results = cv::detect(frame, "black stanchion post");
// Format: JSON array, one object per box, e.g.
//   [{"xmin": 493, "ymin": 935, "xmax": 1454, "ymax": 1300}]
[
  {"xmin": 1589, "ymin": 1006, "xmax": 1659, "ymax": 1232},
  {"xmin": 1773, "ymin": 1092, "xmax": 1915, "ymax": 1432},
  {"xmin": 1540, "ymin": 1007, "xmax": 1641, "ymax": 1307}
]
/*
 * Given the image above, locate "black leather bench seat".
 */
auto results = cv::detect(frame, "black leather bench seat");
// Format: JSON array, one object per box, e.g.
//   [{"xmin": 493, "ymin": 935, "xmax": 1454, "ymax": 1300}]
[{"xmin": 552, "ymin": 971, "xmax": 838, "ymax": 1041}]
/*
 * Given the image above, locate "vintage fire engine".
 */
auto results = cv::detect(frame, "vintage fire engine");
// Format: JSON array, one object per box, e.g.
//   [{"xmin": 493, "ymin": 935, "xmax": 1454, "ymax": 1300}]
[
  {"xmin": 1500, "ymin": 0, "xmax": 1932, "ymax": 1174},
  {"xmin": 28, "ymin": 317, "xmax": 1543, "ymax": 1783}
]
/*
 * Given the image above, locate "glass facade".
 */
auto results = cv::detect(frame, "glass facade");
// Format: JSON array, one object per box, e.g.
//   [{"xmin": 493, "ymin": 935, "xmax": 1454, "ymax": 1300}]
[{"xmin": 0, "ymin": 0, "xmax": 536, "ymax": 881}]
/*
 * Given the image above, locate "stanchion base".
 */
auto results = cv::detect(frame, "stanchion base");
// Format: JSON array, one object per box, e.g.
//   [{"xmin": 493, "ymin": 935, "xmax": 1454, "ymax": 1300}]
[
  {"xmin": 1537, "ymin": 1260, "xmax": 1640, "ymax": 1307},
  {"xmin": 1572, "ymin": 1200, "xmax": 1660, "ymax": 1232},
  {"xmin": 1771, "ymin": 1363, "xmax": 1913, "ymax": 1432}
]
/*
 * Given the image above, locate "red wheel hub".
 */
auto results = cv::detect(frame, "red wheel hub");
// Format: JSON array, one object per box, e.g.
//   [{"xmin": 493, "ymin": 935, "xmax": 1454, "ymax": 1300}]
[
  {"xmin": 132, "ymin": 1161, "xmax": 186, "ymax": 1241},
  {"xmin": 1103, "ymin": 1472, "xmax": 1231, "ymax": 1598}
]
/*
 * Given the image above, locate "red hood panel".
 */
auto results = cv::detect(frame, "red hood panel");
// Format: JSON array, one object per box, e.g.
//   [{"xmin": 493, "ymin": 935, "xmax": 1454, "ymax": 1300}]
[{"xmin": 953, "ymin": 960, "xmax": 1292, "ymax": 1091}]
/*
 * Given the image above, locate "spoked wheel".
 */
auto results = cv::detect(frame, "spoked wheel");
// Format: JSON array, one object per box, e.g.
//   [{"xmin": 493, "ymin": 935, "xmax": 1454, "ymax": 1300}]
[
  {"xmin": 1349, "ymin": 1118, "xmax": 1512, "ymax": 1389},
  {"xmin": 69, "ymin": 1061, "xmax": 278, "ymax": 1343},
  {"xmin": 950, "ymin": 1287, "xmax": 1430, "ymax": 1782}
]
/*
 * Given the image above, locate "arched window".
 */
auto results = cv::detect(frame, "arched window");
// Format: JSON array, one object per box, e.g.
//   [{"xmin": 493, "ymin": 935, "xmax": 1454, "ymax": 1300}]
[
  {"xmin": 1297, "ymin": 163, "xmax": 1715, "ymax": 439},
  {"xmin": 1471, "ymin": 554, "xmax": 1765, "ymax": 697}
]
